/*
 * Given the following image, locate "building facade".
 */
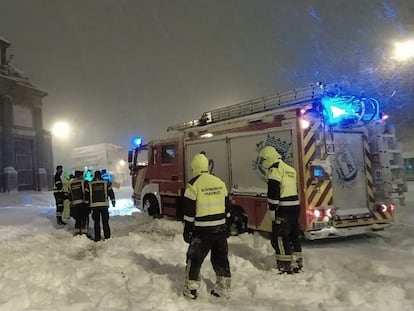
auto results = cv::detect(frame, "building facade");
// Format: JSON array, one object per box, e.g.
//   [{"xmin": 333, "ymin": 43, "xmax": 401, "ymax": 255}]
[{"xmin": 0, "ymin": 37, "xmax": 54, "ymax": 191}]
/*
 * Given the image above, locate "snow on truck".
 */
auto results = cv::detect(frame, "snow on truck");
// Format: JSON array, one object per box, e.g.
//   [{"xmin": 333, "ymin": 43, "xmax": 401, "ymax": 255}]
[{"xmin": 128, "ymin": 82, "xmax": 405, "ymax": 239}]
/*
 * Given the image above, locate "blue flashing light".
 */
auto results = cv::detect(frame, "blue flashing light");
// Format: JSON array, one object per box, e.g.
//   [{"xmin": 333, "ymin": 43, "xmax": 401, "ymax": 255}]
[
  {"xmin": 321, "ymin": 95, "xmax": 380, "ymax": 127},
  {"xmin": 321, "ymin": 96, "xmax": 356, "ymax": 125},
  {"xmin": 101, "ymin": 169, "xmax": 112, "ymax": 182},
  {"xmin": 132, "ymin": 137, "xmax": 142, "ymax": 147},
  {"xmin": 330, "ymin": 106, "xmax": 348, "ymax": 119},
  {"xmin": 84, "ymin": 170, "xmax": 93, "ymax": 182}
]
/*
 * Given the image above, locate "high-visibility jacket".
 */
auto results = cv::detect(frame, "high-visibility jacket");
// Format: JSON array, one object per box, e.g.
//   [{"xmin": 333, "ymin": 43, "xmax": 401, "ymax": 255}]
[
  {"xmin": 86, "ymin": 178, "xmax": 115, "ymax": 208},
  {"xmin": 183, "ymin": 172, "xmax": 230, "ymax": 233},
  {"xmin": 53, "ymin": 173, "xmax": 63, "ymax": 193},
  {"xmin": 267, "ymin": 160, "xmax": 299, "ymax": 209},
  {"xmin": 68, "ymin": 178, "xmax": 87, "ymax": 207}
]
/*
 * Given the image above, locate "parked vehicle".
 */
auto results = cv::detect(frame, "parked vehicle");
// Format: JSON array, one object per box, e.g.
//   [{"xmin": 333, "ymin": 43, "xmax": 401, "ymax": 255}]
[{"xmin": 128, "ymin": 83, "xmax": 405, "ymax": 239}]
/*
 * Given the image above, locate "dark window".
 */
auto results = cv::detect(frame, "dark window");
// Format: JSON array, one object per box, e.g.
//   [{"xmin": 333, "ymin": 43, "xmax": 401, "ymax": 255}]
[{"xmin": 161, "ymin": 145, "xmax": 175, "ymax": 164}]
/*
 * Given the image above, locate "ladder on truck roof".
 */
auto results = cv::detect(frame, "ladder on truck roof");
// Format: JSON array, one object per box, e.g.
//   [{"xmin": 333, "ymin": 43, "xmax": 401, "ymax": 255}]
[{"xmin": 167, "ymin": 82, "xmax": 327, "ymax": 132}]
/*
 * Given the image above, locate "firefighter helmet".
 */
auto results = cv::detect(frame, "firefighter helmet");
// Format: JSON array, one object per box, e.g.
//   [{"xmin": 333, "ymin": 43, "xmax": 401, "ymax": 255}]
[
  {"xmin": 259, "ymin": 146, "xmax": 281, "ymax": 169},
  {"xmin": 191, "ymin": 153, "xmax": 209, "ymax": 177}
]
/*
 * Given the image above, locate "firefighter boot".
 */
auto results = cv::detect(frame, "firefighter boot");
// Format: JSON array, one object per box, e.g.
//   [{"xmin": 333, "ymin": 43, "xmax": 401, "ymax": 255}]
[
  {"xmin": 73, "ymin": 227, "xmax": 82, "ymax": 236},
  {"xmin": 81, "ymin": 226, "xmax": 89, "ymax": 236},
  {"xmin": 210, "ymin": 276, "xmax": 231, "ymax": 299},
  {"xmin": 56, "ymin": 216, "xmax": 67, "ymax": 225},
  {"xmin": 183, "ymin": 286, "xmax": 198, "ymax": 300},
  {"xmin": 277, "ymin": 260, "xmax": 293, "ymax": 275},
  {"xmin": 292, "ymin": 255, "xmax": 303, "ymax": 274},
  {"xmin": 183, "ymin": 279, "xmax": 199, "ymax": 300}
]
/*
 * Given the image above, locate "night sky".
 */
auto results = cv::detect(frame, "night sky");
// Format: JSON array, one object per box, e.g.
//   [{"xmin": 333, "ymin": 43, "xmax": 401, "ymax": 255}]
[{"xmin": 0, "ymin": 0, "xmax": 412, "ymax": 167}]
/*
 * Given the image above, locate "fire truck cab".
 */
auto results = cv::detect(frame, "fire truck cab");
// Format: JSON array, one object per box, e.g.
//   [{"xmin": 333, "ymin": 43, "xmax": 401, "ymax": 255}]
[{"xmin": 128, "ymin": 83, "xmax": 405, "ymax": 239}]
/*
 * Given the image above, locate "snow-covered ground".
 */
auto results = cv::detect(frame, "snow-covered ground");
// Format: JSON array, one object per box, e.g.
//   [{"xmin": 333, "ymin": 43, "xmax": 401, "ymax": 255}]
[{"xmin": 0, "ymin": 184, "xmax": 413, "ymax": 311}]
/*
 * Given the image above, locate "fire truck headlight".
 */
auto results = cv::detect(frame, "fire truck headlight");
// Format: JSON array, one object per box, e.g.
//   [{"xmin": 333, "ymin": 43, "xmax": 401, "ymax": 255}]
[
  {"xmin": 314, "ymin": 209, "xmax": 321, "ymax": 218},
  {"xmin": 389, "ymin": 204, "xmax": 396, "ymax": 213}
]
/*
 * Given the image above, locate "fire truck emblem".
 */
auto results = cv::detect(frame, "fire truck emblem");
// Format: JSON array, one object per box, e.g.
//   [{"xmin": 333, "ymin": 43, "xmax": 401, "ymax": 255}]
[
  {"xmin": 252, "ymin": 134, "xmax": 292, "ymax": 178},
  {"xmin": 333, "ymin": 147, "xmax": 359, "ymax": 185}
]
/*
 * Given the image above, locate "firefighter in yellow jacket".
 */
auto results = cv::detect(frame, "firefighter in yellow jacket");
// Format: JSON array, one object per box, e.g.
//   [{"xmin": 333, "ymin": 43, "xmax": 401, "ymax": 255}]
[
  {"xmin": 259, "ymin": 146, "xmax": 303, "ymax": 274},
  {"xmin": 182, "ymin": 153, "xmax": 231, "ymax": 300}
]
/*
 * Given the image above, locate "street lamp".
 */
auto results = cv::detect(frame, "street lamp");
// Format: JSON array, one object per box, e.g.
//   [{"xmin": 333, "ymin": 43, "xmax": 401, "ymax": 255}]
[
  {"xmin": 51, "ymin": 121, "xmax": 71, "ymax": 139},
  {"xmin": 389, "ymin": 38, "xmax": 414, "ymax": 145},
  {"xmin": 392, "ymin": 40, "xmax": 414, "ymax": 61},
  {"xmin": 50, "ymin": 121, "xmax": 72, "ymax": 168}
]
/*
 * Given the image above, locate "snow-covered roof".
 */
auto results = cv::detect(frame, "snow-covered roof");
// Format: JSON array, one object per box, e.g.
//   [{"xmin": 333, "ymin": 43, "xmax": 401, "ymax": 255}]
[
  {"xmin": 72, "ymin": 143, "xmax": 123, "ymax": 154},
  {"xmin": 70, "ymin": 143, "xmax": 126, "ymax": 169}
]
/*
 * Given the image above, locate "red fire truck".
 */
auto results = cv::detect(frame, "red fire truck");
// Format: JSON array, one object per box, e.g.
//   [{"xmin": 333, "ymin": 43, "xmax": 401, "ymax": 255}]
[{"xmin": 128, "ymin": 83, "xmax": 405, "ymax": 239}]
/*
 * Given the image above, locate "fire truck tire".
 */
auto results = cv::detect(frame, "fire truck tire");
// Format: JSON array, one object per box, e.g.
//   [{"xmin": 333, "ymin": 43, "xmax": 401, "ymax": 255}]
[
  {"xmin": 143, "ymin": 194, "xmax": 160, "ymax": 218},
  {"xmin": 228, "ymin": 207, "xmax": 247, "ymax": 236}
]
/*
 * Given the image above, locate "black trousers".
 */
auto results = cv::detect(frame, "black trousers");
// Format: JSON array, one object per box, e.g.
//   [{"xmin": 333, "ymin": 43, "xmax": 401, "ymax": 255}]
[
  {"xmin": 72, "ymin": 203, "xmax": 90, "ymax": 231},
  {"xmin": 185, "ymin": 232, "xmax": 231, "ymax": 282},
  {"xmin": 53, "ymin": 192, "xmax": 65, "ymax": 217},
  {"xmin": 92, "ymin": 207, "xmax": 110, "ymax": 241},
  {"xmin": 271, "ymin": 205, "xmax": 302, "ymax": 262}
]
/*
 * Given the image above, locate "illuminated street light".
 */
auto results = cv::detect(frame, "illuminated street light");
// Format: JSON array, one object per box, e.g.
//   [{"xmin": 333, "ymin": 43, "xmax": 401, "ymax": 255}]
[
  {"xmin": 393, "ymin": 40, "xmax": 414, "ymax": 61},
  {"xmin": 51, "ymin": 121, "xmax": 71, "ymax": 139}
]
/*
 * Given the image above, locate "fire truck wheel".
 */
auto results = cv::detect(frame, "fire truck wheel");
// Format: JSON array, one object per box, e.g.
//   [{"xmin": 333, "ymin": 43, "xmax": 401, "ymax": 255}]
[
  {"xmin": 229, "ymin": 208, "xmax": 247, "ymax": 236},
  {"xmin": 143, "ymin": 194, "xmax": 160, "ymax": 218}
]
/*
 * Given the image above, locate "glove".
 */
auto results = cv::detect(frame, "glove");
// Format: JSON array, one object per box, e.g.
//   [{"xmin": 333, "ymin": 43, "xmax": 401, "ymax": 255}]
[
  {"xmin": 273, "ymin": 217, "xmax": 289, "ymax": 236},
  {"xmin": 268, "ymin": 203, "xmax": 278, "ymax": 221},
  {"xmin": 183, "ymin": 230, "xmax": 193, "ymax": 243},
  {"xmin": 111, "ymin": 200, "xmax": 116, "ymax": 207}
]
